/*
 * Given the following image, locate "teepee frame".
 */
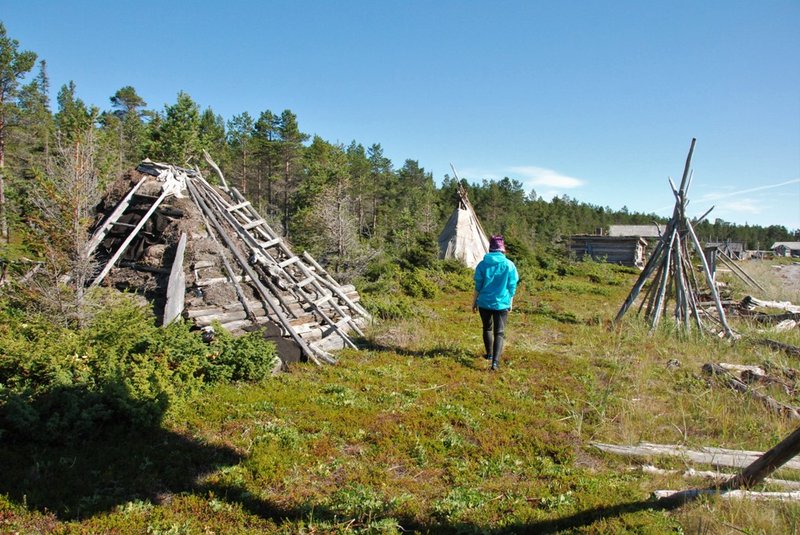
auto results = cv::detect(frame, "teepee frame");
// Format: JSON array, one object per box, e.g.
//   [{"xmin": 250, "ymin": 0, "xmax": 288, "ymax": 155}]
[{"xmin": 614, "ymin": 139, "xmax": 734, "ymax": 337}]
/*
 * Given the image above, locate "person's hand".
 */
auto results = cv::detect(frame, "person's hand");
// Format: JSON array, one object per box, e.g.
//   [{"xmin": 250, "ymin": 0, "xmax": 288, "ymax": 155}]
[{"xmin": 472, "ymin": 301, "xmax": 478, "ymax": 313}]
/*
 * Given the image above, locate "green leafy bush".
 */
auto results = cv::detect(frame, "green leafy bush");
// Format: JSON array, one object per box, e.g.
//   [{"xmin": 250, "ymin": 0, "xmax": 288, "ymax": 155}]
[
  {"xmin": 204, "ymin": 327, "xmax": 279, "ymax": 383},
  {"xmin": 0, "ymin": 295, "xmax": 277, "ymax": 442},
  {"xmin": 361, "ymin": 294, "xmax": 419, "ymax": 320},
  {"xmin": 400, "ymin": 269, "xmax": 439, "ymax": 298}
]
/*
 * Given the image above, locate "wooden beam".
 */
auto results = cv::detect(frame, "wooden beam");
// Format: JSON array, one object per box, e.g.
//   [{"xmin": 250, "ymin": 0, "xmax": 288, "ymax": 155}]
[
  {"xmin": 720, "ymin": 425, "xmax": 800, "ymax": 490},
  {"xmin": 163, "ymin": 232, "xmax": 187, "ymax": 325}
]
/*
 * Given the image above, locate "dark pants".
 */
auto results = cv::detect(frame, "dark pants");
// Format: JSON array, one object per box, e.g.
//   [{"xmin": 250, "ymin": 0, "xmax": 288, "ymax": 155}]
[{"xmin": 479, "ymin": 308, "xmax": 509, "ymax": 364}]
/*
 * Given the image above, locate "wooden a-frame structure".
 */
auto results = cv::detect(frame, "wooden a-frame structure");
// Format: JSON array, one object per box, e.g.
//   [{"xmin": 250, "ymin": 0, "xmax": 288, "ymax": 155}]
[
  {"xmin": 614, "ymin": 139, "xmax": 734, "ymax": 337},
  {"xmin": 86, "ymin": 156, "xmax": 371, "ymax": 365}
]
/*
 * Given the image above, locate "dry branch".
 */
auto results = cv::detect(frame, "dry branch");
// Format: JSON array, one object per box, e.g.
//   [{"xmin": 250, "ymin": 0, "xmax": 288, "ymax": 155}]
[{"xmin": 702, "ymin": 363, "xmax": 800, "ymax": 421}]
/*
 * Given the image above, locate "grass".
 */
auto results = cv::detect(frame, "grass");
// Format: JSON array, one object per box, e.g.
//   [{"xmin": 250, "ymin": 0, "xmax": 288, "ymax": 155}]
[{"xmin": 2, "ymin": 259, "xmax": 800, "ymax": 533}]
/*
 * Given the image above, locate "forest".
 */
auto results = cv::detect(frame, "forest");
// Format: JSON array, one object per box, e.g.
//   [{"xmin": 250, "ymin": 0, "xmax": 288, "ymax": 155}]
[{"xmin": 1, "ymin": 22, "xmax": 795, "ymax": 284}]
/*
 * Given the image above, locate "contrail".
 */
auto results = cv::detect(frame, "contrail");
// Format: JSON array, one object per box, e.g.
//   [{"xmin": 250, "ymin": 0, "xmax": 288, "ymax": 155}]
[
  {"xmin": 697, "ymin": 177, "xmax": 800, "ymax": 202},
  {"xmin": 652, "ymin": 177, "xmax": 800, "ymax": 212}
]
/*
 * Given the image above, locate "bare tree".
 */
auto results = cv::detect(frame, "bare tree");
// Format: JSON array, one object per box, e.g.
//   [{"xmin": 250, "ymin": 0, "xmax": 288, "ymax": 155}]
[{"xmin": 27, "ymin": 127, "xmax": 102, "ymax": 325}]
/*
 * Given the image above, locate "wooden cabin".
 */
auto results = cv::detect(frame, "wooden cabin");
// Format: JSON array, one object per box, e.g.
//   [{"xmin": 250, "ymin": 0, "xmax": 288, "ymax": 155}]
[{"xmin": 568, "ymin": 235, "xmax": 648, "ymax": 269}]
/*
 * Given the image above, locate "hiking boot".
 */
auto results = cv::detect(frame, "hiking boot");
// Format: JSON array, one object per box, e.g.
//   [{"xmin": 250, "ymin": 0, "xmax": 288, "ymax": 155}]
[
  {"xmin": 483, "ymin": 353, "xmax": 492, "ymax": 360},
  {"xmin": 491, "ymin": 360, "xmax": 499, "ymax": 371}
]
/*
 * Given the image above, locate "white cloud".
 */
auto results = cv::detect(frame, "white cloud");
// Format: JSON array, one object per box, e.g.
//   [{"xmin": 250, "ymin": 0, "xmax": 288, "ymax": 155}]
[{"xmin": 508, "ymin": 166, "xmax": 585, "ymax": 189}]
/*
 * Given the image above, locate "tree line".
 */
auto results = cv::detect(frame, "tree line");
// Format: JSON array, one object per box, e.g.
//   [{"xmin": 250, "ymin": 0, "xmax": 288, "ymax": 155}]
[{"xmin": 1, "ymin": 22, "xmax": 795, "ymax": 279}]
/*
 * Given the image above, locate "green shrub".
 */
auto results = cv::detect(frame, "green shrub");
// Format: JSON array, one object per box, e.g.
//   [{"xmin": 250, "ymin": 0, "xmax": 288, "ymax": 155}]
[
  {"xmin": 361, "ymin": 294, "xmax": 419, "ymax": 320},
  {"xmin": 399, "ymin": 232, "xmax": 439, "ymax": 270},
  {"xmin": 400, "ymin": 269, "xmax": 439, "ymax": 299},
  {"xmin": 204, "ymin": 328, "xmax": 279, "ymax": 383},
  {"xmin": 0, "ymin": 294, "xmax": 277, "ymax": 442}
]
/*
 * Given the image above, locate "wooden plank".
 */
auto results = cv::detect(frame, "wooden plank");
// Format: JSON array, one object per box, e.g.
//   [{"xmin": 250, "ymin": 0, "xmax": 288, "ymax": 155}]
[
  {"xmin": 259, "ymin": 237, "xmax": 282, "ymax": 249},
  {"xmin": 195, "ymin": 275, "xmax": 250, "ymax": 287},
  {"xmin": 243, "ymin": 218, "xmax": 266, "ymax": 230},
  {"xmin": 279, "ymin": 256, "xmax": 300, "ymax": 268},
  {"xmin": 295, "ymin": 276, "xmax": 315, "ymax": 288},
  {"xmin": 163, "ymin": 232, "xmax": 187, "ymax": 325},
  {"xmin": 591, "ymin": 441, "xmax": 800, "ymax": 471},
  {"xmin": 314, "ymin": 294, "xmax": 333, "ymax": 307},
  {"xmin": 227, "ymin": 200, "xmax": 251, "ymax": 212}
]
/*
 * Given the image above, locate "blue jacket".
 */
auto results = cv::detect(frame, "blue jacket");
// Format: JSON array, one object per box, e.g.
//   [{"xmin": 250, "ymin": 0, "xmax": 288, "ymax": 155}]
[{"xmin": 474, "ymin": 252, "xmax": 519, "ymax": 310}]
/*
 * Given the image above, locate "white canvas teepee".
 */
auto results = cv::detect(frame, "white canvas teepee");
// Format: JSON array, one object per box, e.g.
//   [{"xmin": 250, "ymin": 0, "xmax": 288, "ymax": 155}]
[{"xmin": 438, "ymin": 183, "xmax": 489, "ymax": 268}]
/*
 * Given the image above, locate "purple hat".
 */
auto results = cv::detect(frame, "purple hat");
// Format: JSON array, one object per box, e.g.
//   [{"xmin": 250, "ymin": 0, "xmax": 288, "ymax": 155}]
[{"xmin": 489, "ymin": 235, "xmax": 505, "ymax": 252}]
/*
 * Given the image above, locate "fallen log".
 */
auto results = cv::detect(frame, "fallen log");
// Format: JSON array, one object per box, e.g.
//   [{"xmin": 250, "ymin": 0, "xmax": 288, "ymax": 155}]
[
  {"xmin": 654, "ymin": 489, "xmax": 800, "ymax": 502},
  {"xmin": 638, "ymin": 464, "xmax": 800, "ymax": 489},
  {"xmin": 742, "ymin": 311, "xmax": 800, "ymax": 324},
  {"xmin": 702, "ymin": 363, "xmax": 800, "ymax": 421},
  {"xmin": 759, "ymin": 339, "xmax": 800, "ymax": 358},
  {"xmin": 742, "ymin": 296, "xmax": 800, "ymax": 314},
  {"xmin": 591, "ymin": 441, "xmax": 800, "ymax": 471}
]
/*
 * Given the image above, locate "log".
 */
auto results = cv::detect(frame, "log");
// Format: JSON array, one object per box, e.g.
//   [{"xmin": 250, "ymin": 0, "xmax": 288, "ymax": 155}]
[
  {"xmin": 163, "ymin": 232, "xmax": 187, "ymax": 325},
  {"xmin": 638, "ymin": 464, "xmax": 800, "ymax": 489},
  {"xmin": 720, "ymin": 425, "xmax": 800, "ymax": 491},
  {"xmin": 718, "ymin": 363, "xmax": 767, "ymax": 376},
  {"xmin": 746, "ymin": 311, "xmax": 800, "ymax": 324},
  {"xmin": 759, "ymin": 339, "xmax": 800, "ymax": 358},
  {"xmin": 654, "ymin": 489, "xmax": 800, "ymax": 502},
  {"xmin": 118, "ymin": 261, "xmax": 171, "ymax": 274},
  {"xmin": 193, "ymin": 308, "xmax": 268, "ymax": 327},
  {"xmin": 743, "ymin": 296, "xmax": 800, "ymax": 314},
  {"xmin": 591, "ymin": 441, "xmax": 800, "ymax": 470},
  {"xmin": 702, "ymin": 363, "xmax": 800, "ymax": 421}
]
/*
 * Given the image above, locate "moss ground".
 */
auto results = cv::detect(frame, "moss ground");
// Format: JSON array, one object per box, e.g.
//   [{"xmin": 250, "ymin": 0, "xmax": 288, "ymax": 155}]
[{"xmin": 2, "ymin": 260, "xmax": 800, "ymax": 533}]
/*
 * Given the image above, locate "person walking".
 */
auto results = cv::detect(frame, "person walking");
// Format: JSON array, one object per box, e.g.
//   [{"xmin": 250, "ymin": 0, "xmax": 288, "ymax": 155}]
[{"xmin": 472, "ymin": 235, "xmax": 519, "ymax": 371}]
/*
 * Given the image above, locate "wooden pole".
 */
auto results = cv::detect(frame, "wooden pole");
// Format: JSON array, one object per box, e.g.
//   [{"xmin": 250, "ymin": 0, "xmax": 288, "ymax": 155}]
[
  {"xmin": 650, "ymin": 227, "xmax": 677, "ymax": 330},
  {"xmin": 686, "ymin": 219, "xmax": 734, "ymax": 337},
  {"xmin": 203, "ymin": 150, "xmax": 229, "ymax": 192},
  {"xmin": 615, "ymin": 239, "xmax": 666, "ymax": 324},
  {"xmin": 163, "ymin": 232, "xmax": 187, "ymax": 325},
  {"xmin": 720, "ymin": 426, "xmax": 800, "ymax": 490},
  {"xmin": 678, "ymin": 138, "xmax": 696, "ymax": 194}
]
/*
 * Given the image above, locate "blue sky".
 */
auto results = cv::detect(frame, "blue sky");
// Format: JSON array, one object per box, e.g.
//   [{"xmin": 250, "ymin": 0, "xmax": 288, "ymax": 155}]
[{"xmin": 3, "ymin": 0, "xmax": 799, "ymax": 230}]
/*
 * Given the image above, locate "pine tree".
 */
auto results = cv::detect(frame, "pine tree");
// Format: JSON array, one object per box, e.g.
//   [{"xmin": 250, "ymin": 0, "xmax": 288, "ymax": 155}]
[
  {"xmin": 156, "ymin": 91, "xmax": 200, "ymax": 164},
  {"xmin": 0, "ymin": 22, "xmax": 37, "ymax": 242},
  {"xmin": 253, "ymin": 110, "xmax": 280, "ymax": 216},
  {"xmin": 276, "ymin": 109, "xmax": 308, "ymax": 237},
  {"xmin": 227, "ymin": 111, "xmax": 254, "ymax": 194}
]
